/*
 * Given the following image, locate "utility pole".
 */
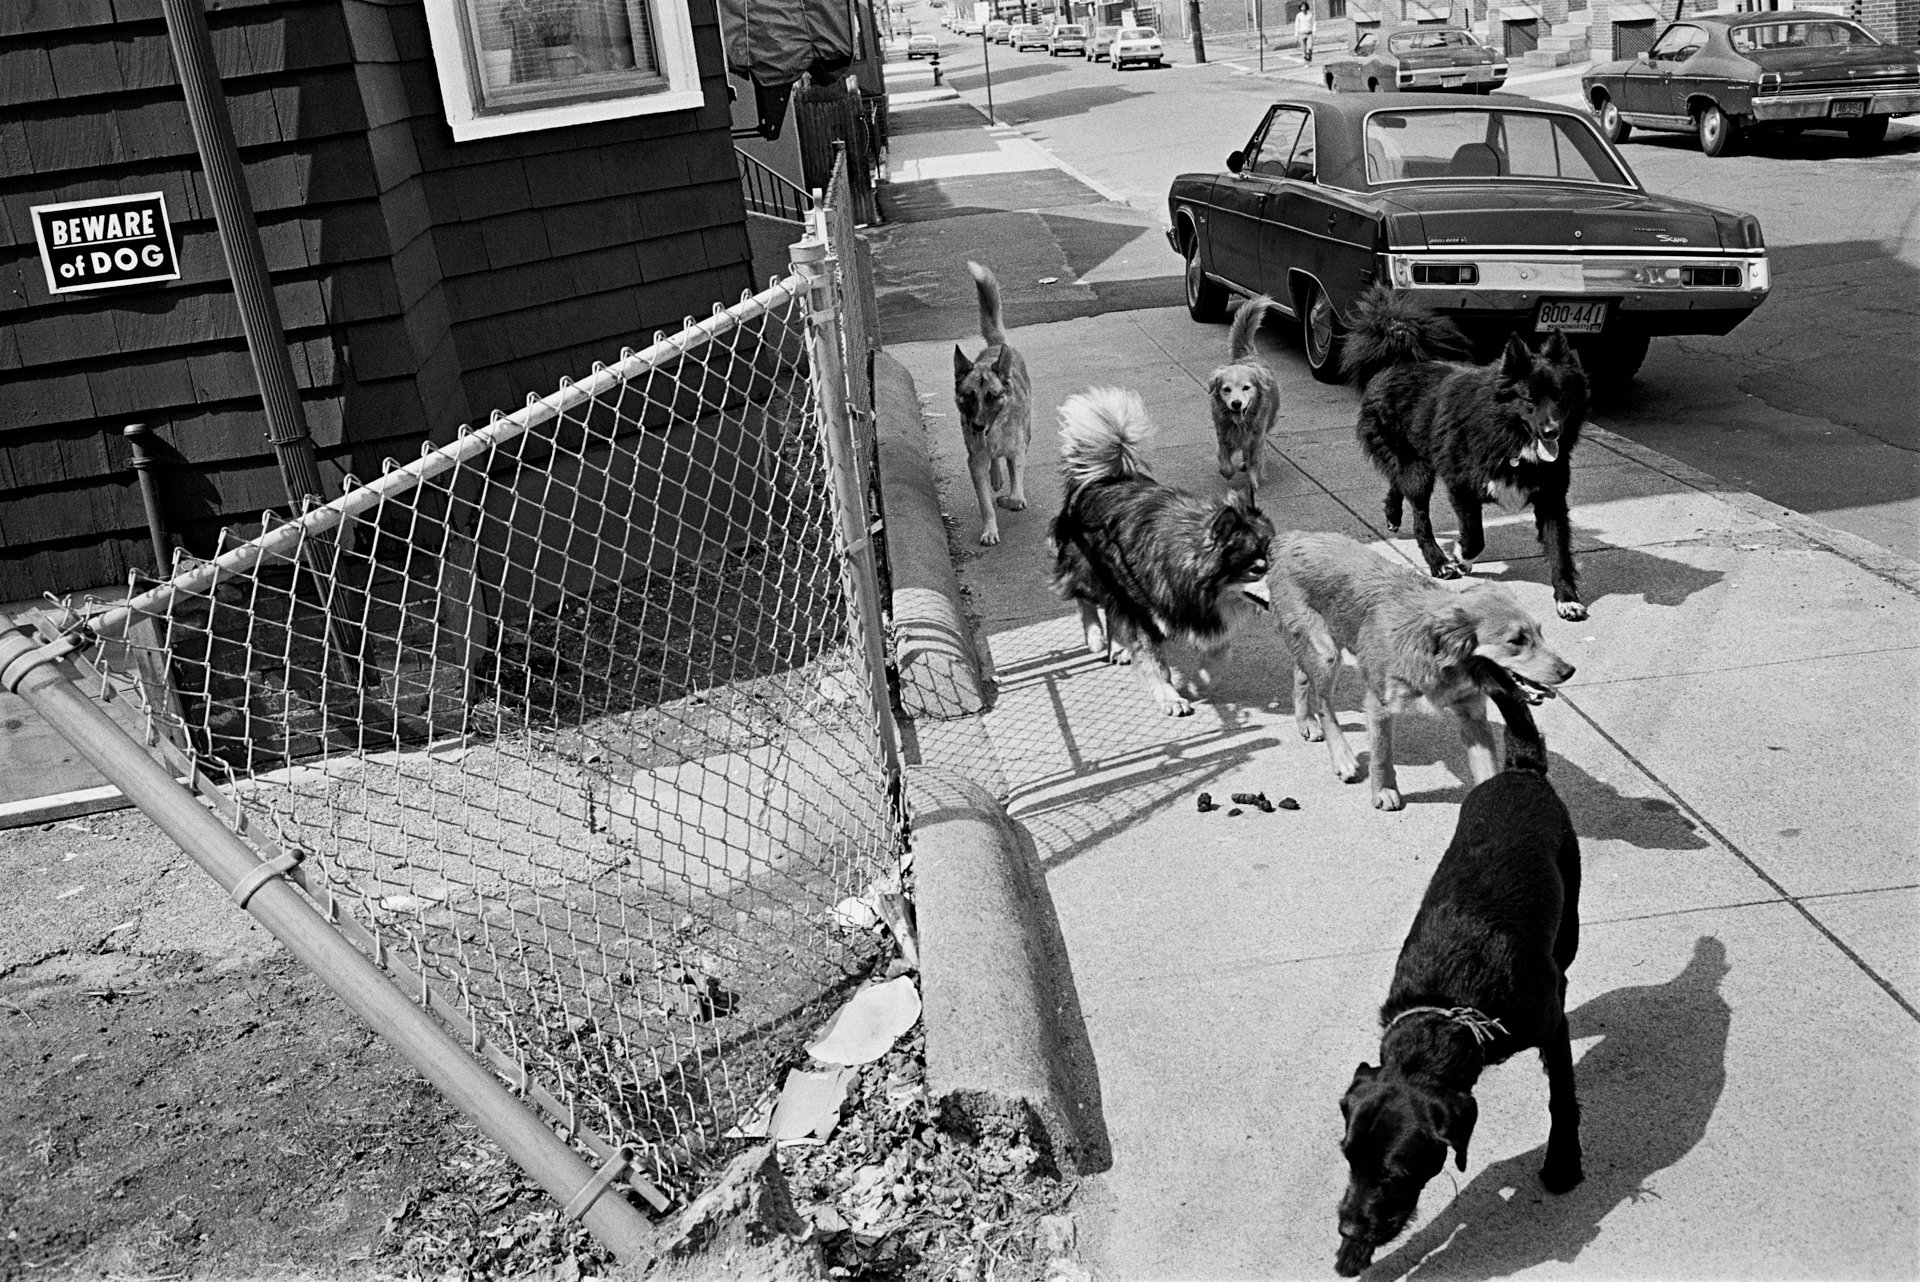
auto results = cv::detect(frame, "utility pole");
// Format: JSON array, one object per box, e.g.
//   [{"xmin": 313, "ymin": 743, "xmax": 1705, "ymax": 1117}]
[{"xmin": 1188, "ymin": 0, "xmax": 1206, "ymax": 62}]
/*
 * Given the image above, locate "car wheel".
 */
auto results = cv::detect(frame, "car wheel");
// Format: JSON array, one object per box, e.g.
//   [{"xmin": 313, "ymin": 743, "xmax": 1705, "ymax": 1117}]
[
  {"xmin": 1597, "ymin": 96, "xmax": 1631, "ymax": 144},
  {"xmin": 1696, "ymin": 103, "xmax": 1739, "ymax": 157},
  {"xmin": 1184, "ymin": 235, "xmax": 1229, "ymax": 324},
  {"xmin": 1299, "ymin": 280, "xmax": 1348, "ymax": 384},
  {"xmin": 1847, "ymin": 115, "xmax": 1890, "ymax": 148},
  {"xmin": 1576, "ymin": 331, "xmax": 1651, "ymax": 385}
]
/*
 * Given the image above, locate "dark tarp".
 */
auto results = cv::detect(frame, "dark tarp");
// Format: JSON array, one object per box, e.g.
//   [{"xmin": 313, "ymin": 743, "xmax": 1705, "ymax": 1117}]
[{"xmin": 721, "ymin": 0, "xmax": 857, "ymax": 87}]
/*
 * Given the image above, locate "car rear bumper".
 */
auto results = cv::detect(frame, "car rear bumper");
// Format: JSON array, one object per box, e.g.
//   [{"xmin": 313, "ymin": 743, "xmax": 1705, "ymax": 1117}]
[
  {"xmin": 1750, "ymin": 90, "xmax": 1920, "ymax": 121},
  {"xmin": 1380, "ymin": 252, "xmax": 1770, "ymax": 335},
  {"xmin": 1399, "ymin": 67, "xmax": 1506, "ymax": 88}
]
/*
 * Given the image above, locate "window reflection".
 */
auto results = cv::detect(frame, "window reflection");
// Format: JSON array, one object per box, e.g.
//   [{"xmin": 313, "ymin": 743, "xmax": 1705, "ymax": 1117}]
[{"xmin": 470, "ymin": 0, "xmax": 662, "ymax": 106}]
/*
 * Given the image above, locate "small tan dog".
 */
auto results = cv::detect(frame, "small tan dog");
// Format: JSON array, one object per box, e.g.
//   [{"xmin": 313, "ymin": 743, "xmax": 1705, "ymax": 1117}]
[
  {"xmin": 1209, "ymin": 295, "xmax": 1281, "ymax": 493},
  {"xmin": 952, "ymin": 262, "xmax": 1033, "ymax": 546},
  {"xmin": 1272, "ymin": 531, "xmax": 1575, "ymax": 811}
]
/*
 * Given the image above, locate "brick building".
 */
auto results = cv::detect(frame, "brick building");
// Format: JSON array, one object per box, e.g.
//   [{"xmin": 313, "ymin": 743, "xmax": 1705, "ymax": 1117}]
[{"xmin": 0, "ymin": 0, "xmax": 754, "ymax": 600}]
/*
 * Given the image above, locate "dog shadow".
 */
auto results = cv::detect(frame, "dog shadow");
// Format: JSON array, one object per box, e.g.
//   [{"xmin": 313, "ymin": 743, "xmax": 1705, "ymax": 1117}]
[
  {"xmin": 1361, "ymin": 936, "xmax": 1732, "ymax": 1282},
  {"xmin": 1463, "ymin": 536, "xmax": 1727, "ymax": 613}
]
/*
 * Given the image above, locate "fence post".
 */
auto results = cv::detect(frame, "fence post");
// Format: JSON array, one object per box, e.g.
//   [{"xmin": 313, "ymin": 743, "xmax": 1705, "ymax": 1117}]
[
  {"xmin": 789, "ymin": 230, "xmax": 903, "ymax": 795},
  {"xmin": 0, "ymin": 628, "xmax": 660, "ymax": 1264}
]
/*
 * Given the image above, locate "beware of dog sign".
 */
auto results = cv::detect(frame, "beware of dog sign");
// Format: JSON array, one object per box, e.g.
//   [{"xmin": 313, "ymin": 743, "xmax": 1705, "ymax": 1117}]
[{"xmin": 30, "ymin": 193, "xmax": 181, "ymax": 295}]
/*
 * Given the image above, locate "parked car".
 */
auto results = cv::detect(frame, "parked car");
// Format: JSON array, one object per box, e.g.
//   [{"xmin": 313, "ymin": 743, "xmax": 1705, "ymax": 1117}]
[
  {"xmin": 1583, "ymin": 13, "xmax": 1920, "ymax": 155},
  {"xmin": 1011, "ymin": 23, "xmax": 1051, "ymax": 50},
  {"xmin": 985, "ymin": 20, "xmax": 1012, "ymax": 43},
  {"xmin": 1165, "ymin": 92, "xmax": 1772, "ymax": 382},
  {"xmin": 907, "ymin": 32, "xmax": 940, "ymax": 58},
  {"xmin": 1111, "ymin": 26, "xmax": 1164, "ymax": 69},
  {"xmin": 1087, "ymin": 24, "xmax": 1120, "ymax": 60},
  {"xmin": 956, "ymin": 16, "xmax": 985, "ymax": 35},
  {"xmin": 1325, "ymin": 25, "xmax": 1507, "ymax": 94},
  {"xmin": 1049, "ymin": 23, "xmax": 1089, "ymax": 56}
]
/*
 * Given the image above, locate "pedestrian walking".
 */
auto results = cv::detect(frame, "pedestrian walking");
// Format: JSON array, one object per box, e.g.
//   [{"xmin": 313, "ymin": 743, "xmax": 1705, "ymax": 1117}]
[{"xmin": 1294, "ymin": 1, "xmax": 1315, "ymax": 62}]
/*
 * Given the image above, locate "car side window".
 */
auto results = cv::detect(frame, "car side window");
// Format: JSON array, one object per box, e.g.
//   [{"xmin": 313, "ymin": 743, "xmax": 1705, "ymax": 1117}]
[
  {"xmin": 1252, "ymin": 108, "xmax": 1309, "ymax": 178},
  {"xmin": 1649, "ymin": 23, "xmax": 1705, "ymax": 64},
  {"xmin": 1284, "ymin": 113, "xmax": 1318, "ymax": 182},
  {"xmin": 1355, "ymin": 32, "xmax": 1376, "ymax": 55}
]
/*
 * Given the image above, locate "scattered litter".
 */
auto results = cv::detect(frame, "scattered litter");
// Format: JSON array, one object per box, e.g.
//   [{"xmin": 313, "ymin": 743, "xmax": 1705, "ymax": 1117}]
[
  {"xmin": 1196, "ymin": 791, "xmax": 1219, "ymax": 813},
  {"xmin": 1232, "ymin": 791, "xmax": 1277, "ymax": 813},
  {"xmin": 1277, "ymin": 797, "xmax": 1300, "ymax": 811},
  {"xmin": 61, "ymin": 851, "xmax": 85, "ymax": 862},
  {"xmin": 729, "ymin": 1065, "xmax": 857, "ymax": 1143},
  {"xmin": 55, "ymin": 886, "xmax": 86, "ymax": 900},
  {"xmin": 56, "ymin": 821, "xmax": 92, "ymax": 834},
  {"xmin": 1037, "ymin": 276, "xmax": 1059, "ymax": 285},
  {"xmin": 807, "ymin": 975, "xmax": 922, "ymax": 1066},
  {"xmin": 1227, "ymin": 807, "xmax": 1243, "ymax": 817},
  {"xmin": 833, "ymin": 896, "xmax": 882, "ymax": 930}
]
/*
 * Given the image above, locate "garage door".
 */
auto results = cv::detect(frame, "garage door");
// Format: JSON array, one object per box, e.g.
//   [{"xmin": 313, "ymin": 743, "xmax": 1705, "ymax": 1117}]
[
  {"xmin": 1504, "ymin": 18, "xmax": 1538, "ymax": 55},
  {"xmin": 1613, "ymin": 18, "xmax": 1656, "ymax": 59}
]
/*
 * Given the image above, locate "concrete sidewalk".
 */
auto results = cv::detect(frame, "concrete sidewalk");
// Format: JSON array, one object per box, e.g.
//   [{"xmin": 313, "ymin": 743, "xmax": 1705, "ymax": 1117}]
[{"xmin": 890, "ymin": 305, "xmax": 1919, "ymax": 1278}]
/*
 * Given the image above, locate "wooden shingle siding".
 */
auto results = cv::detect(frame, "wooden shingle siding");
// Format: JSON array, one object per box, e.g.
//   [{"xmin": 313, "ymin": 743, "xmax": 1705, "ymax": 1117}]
[{"xmin": 0, "ymin": 0, "xmax": 751, "ymax": 600}]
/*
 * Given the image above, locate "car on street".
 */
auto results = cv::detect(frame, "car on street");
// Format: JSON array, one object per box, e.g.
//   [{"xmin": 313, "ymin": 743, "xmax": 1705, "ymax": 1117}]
[
  {"xmin": 907, "ymin": 32, "xmax": 940, "ymax": 57},
  {"xmin": 1011, "ymin": 22, "xmax": 1051, "ymax": 50},
  {"xmin": 1324, "ymin": 25, "xmax": 1507, "ymax": 94},
  {"xmin": 1049, "ymin": 23, "xmax": 1089, "ymax": 56},
  {"xmin": 1087, "ymin": 24, "xmax": 1120, "ymax": 60},
  {"xmin": 1165, "ymin": 92, "xmax": 1772, "ymax": 382},
  {"xmin": 1582, "ymin": 13, "xmax": 1920, "ymax": 155},
  {"xmin": 1112, "ymin": 26, "xmax": 1164, "ymax": 69},
  {"xmin": 986, "ymin": 20, "xmax": 1012, "ymax": 42},
  {"xmin": 955, "ymin": 16, "xmax": 984, "ymax": 35}
]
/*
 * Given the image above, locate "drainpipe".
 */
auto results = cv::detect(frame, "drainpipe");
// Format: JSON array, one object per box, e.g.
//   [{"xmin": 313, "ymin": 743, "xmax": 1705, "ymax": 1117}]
[{"xmin": 158, "ymin": 0, "xmax": 327, "ymax": 510}]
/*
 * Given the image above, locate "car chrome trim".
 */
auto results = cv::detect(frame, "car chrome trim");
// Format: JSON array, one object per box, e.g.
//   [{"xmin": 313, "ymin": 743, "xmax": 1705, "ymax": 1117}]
[
  {"xmin": 1387, "ymin": 246, "xmax": 1756, "ymax": 257},
  {"xmin": 1750, "ymin": 90, "xmax": 1920, "ymax": 120}
]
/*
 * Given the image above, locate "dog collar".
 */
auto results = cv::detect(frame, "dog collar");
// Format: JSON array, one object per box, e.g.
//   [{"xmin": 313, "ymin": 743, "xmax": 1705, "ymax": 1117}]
[{"xmin": 1384, "ymin": 1005, "xmax": 1508, "ymax": 1046}]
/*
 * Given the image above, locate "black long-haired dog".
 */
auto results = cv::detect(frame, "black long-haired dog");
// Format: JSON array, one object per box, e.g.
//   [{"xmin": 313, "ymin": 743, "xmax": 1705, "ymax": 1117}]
[
  {"xmin": 1344, "ymin": 286, "xmax": 1592, "ymax": 621},
  {"xmin": 1333, "ymin": 723, "xmax": 1583, "ymax": 1277},
  {"xmin": 1050, "ymin": 387, "xmax": 1275, "ymax": 717}
]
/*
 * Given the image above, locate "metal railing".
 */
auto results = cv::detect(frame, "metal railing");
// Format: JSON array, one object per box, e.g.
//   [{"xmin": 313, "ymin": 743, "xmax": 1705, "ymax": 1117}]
[
  {"xmin": 736, "ymin": 146, "xmax": 812, "ymax": 223},
  {"xmin": 3, "ymin": 208, "xmax": 899, "ymax": 1256}
]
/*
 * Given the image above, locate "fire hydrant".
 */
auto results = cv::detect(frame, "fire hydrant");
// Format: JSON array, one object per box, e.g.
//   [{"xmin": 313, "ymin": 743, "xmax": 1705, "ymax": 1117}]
[{"xmin": 931, "ymin": 51, "xmax": 943, "ymax": 86}]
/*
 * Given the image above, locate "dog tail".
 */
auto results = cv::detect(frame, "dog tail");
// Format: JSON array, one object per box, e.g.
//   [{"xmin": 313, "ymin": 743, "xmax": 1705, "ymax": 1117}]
[
  {"xmin": 1340, "ymin": 284, "xmax": 1472, "ymax": 389},
  {"xmin": 1228, "ymin": 294, "xmax": 1275, "ymax": 363},
  {"xmin": 1057, "ymin": 386, "xmax": 1154, "ymax": 490},
  {"xmin": 1505, "ymin": 726, "xmax": 1550, "ymax": 775},
  {"xmin": 968, "ymin": 260, "xmax": 1008, "ymax": 347}
]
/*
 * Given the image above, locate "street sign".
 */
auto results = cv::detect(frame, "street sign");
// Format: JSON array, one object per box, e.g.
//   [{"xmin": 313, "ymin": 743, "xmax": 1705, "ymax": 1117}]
[{"xmin": 30, "ymin": 193, "xmax": 181, "ymax": 295}]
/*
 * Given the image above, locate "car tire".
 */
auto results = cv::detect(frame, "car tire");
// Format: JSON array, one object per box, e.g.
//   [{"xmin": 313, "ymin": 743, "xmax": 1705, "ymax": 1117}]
[
  {"xmin": 1184, "ymin": 235, "xmax": 1229, "ymax": 324},
  {"xmin": 1847, "ymin": 115, "xmax": 1890, "ymax": 148},
  {"xmin": 1697, "ymin": 103, "xmax": 1739, "ymax": 157},
  {"xmin": 1576, "ymin": 331, "xmax": 1651, "ymax": 385},
  {"xmin": 1597, "ymin": 96, "xmax": 1631, "ymax": 144},
  {"xmin": 1298, "ymin": 280, "xmax": 1348, "ymax": 384}
]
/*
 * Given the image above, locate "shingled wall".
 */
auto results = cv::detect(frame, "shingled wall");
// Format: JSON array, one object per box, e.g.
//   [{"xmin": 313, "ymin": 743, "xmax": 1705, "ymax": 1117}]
[{"xmin": 0, "ymin": 0, "xmax": 753, "ymax": 600}]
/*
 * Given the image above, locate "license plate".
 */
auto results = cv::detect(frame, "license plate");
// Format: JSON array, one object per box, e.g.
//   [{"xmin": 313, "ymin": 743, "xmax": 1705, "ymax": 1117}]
[
  {"xmin": 1829, "ymin": 98, "xmax": 1867, "ymax": 118},
  {"xmin": 1442, "ymin": 74, "xmax": 1466, "ymax": 86},
  {"xmin": 1536, "ymin": 300, "xmax": 1606, "ymax": 334}
]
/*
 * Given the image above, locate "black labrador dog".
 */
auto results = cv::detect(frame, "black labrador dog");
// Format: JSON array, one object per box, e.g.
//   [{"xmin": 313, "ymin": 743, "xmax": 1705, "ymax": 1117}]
[{"xmin": 1333, "ymin": 702, "xmax": 1583, "ymax": 1277}]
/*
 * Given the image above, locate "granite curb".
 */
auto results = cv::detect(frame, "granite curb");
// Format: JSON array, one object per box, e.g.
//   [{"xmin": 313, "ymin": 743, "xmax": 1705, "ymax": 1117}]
[{"xmin": 873, "ymin": 352, "xmax": 992, "ymax": 719}]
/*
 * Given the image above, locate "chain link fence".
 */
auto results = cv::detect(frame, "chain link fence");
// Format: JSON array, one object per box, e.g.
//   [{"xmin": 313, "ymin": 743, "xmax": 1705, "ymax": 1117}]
[{"xmin": 10, "ymin": 155, "xmax": 902, "ymax": 1217}]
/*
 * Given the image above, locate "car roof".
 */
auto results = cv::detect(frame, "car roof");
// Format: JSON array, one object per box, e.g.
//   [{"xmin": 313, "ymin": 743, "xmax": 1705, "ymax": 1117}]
[{"xmin": 1267, "ymin": 91, "xmax": 1622, "ymax": 190}]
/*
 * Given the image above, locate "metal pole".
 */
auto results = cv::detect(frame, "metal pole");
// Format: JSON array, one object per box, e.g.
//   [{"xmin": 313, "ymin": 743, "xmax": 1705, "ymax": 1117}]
[
  {"xmin": 1189, "ymin": 0, "xmax": 1207, "ymax": 62},
  {"xmin": 982, "ymin": 23, "xmax": 996, "ymax": 123},
  {"xmin": 0, "ymin": 626, "xmax": 659, "ymax": 1264},
  {"xmin": 158, "ymin": 0, "xmax": 326, "ymax": 510},
  {"xmin": 124, "ymin": 423, "xmax": 173, "ymax": 575},
  {"xmin": 788, "ymin": 233, "xmax": 903, "ymax": 793}
]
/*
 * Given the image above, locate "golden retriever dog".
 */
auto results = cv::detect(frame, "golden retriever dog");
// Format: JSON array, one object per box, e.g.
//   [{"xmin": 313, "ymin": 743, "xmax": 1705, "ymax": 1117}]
[
  {"xmin": 1208, "ymin": 295, "xmax": 1281, "ymax": 493},
  {"xmin": 952, "ymin": 261, "xmax": 1032, "ymax": 546},
  {"xmin": 1272, "ymin": 531, "xmax": 1574, "ymax": 811}
]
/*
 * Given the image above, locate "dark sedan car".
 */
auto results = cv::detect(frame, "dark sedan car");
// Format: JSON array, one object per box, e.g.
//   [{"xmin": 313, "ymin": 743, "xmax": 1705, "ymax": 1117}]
[
  {"xmin": 1583, "ymin": 13, "xmax": 1920, "ymax": 155},
  {"xmin": 1165, "ymin": 92, "xmax": 1772, "ymax": 382},
  {"xmin": 1324, "ymin": 26, "xmax": 1508, "ymax": 95}
]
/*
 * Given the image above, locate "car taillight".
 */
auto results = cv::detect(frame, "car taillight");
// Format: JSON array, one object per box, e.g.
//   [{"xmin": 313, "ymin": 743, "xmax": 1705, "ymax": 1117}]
[
  {"xmin": 1412, "ymin": 263, "xmax": 1479, "ymax": 285},
  {"xmin": 1759, "ymin": 71, "xmax": 1782, "ymax": 93},
  {"xmin": 1399, "ymin": 70, "xmax": 1415, "ymax": 82},
  {"xmin": 1679, "ymin": 266, "xmax": 1740, "ymax": 287}
]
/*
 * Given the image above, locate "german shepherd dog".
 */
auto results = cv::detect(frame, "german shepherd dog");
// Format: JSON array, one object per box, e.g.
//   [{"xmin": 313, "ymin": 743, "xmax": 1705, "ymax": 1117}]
[
  {"xmin": 1208, "ymin": 295, "xmax": 1281, "ymax": 493},
  {"xmin": 1344, "ymin": 286, "xmax": 1593, "ymax": 621},
  {"xmin": 1050, "ymin": 387, "xmax": 1276, "ymax": 716},
  {"xmin": 1272, "ymin": 531, "xmax": 1574, "ymax": 811},
  {"xmin": 952, "ymin": 261, "xmax": 1033, "ymax": 547},
  {"xmin": 1335, "ymin": 729, "xmax": 1584, "ymax": 1276}
]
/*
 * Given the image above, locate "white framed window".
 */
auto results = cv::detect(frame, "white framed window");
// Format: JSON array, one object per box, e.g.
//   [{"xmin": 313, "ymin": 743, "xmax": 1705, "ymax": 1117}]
[{"xmin": 422, "ymin": 0, "xmax": 705, "ymax": 141}]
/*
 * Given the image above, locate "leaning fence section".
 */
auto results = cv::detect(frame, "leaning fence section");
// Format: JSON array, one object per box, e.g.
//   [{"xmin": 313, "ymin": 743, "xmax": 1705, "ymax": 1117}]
[{"xmin": 28, "ymin": 221, "xmax": 903, "ymax": 1211}]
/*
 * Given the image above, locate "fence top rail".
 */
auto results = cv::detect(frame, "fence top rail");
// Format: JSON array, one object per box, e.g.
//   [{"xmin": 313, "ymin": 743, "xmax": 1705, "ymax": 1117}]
[{"xmin": 84, "ymin": 272, "xmax": 813, "ymax": 644}]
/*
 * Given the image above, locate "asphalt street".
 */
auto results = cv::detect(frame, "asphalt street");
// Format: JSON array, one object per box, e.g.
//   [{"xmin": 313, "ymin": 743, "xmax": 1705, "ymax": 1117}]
[{"xmin": 887, "ymin": 20, "xmax": 1920, "ymax": 562}]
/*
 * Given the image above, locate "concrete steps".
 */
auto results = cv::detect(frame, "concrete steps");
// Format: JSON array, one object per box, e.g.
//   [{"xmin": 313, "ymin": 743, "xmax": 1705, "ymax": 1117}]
[{"xmin": 1519, "ymin": 18, "xmax": 1590, "ymax": 68}]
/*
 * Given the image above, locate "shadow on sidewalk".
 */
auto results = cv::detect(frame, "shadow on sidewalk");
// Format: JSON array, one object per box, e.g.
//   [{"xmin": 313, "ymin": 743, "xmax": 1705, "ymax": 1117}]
[
  {"xmin": 1360, "ymin": 936, "xmax": 1732, "ymax": 1281},
  {"xmin": 1470, "ymin": 539, "xmax": 1727, "ymax": 614},
  {"xmin": 1000, "ymin": 84, "xmax": 1145, "ymax": 124}
]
